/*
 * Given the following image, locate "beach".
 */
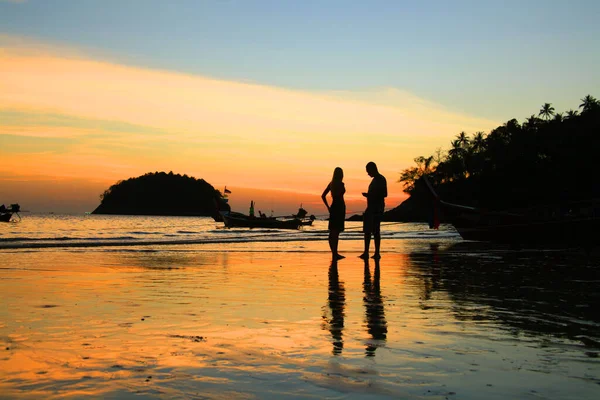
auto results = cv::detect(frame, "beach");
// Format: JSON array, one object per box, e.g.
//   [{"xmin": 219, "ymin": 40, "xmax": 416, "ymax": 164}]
[
  {"xmin": 1, "ymin": 222, "xmax": 599, "ymax": 399},
  {"xmin": 2, "ymin": 1, "xmax": 600, "ymax": 398}
]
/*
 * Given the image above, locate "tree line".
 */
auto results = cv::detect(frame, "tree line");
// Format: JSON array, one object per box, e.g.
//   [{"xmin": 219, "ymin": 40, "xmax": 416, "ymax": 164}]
[{"xmin": 398, "ymin": 95, "xmax": 600, "ymax": 211}]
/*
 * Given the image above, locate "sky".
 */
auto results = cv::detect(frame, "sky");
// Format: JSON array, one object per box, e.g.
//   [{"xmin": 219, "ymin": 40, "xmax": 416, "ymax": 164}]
[{"xmin": 1, "ymin": 0, "xmax": 599, "ymax": 214}]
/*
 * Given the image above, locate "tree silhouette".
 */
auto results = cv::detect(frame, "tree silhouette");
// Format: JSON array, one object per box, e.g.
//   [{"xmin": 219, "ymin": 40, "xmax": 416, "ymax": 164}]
[
  {"xmin": 539, "ymin": 103, "xmax": 555, "ymax": 120},
  {"xmin": 471, "ymin": 132, "xmax": 486, "ymax": 152},
  {"xmin": 524, "ymin": 114, "xmax": 540, "ymax": 130},
  {"xmin": 580, "ymin": 95, "xmax": 599, "ymax": 113},
  {"xmin": 565, "ymin": 109, "xmax": 579, "ymax": 119},
  {"xmin": 456, "ymin": 131, "xmax": 470, "ymax": 147},
  {"xmin": 395, "ymin": 94, "xmax": 599, "ymax": 219}
]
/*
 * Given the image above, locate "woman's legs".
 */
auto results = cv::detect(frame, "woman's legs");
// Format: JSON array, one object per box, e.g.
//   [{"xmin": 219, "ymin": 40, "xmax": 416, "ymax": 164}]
[
  {"xmin": 329, "ymin": 230, "xmax": 345, "ymax": 260},
  {"xmin": 328, "ymin": 230, "xmax": 338, "ymax": 255}
]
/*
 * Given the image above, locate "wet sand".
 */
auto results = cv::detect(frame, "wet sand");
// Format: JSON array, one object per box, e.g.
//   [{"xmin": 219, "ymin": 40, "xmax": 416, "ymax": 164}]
[{"xmin": 1, "ymin": 241, "xmax": 599, "ymax": 399}]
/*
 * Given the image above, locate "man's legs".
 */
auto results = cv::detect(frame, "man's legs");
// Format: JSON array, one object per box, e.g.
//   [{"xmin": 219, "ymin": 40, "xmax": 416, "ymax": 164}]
[
  {"xmin": 372, "ymin": 232, "xmax": 381, "ymax": 259},
  {"xmin": 360, "ymin": 233, "xmax": 371, "ymax": 259},
  {"xmin": 372, "ymin": 214, "xmax": 382, "ymax": 259},
  {"xmin": 360, "ymin": 211, "xmax": 372, "ymax": 259}
]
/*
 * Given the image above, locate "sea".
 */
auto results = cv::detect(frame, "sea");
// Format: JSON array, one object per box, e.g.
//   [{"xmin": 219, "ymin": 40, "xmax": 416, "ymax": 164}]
[
  {"xmin": 1, "ymin": 214, "xmax": 599, "ymax": 399},
  {"xmin": 0, "ymin": 213, "xmax": 458, "ymax": 250}
]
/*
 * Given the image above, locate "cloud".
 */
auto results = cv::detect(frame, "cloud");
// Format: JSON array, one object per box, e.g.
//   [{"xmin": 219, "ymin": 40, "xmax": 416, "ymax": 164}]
[{"xmin": 0, "ymin": 36, "xmax": 498, "ymax": 212}]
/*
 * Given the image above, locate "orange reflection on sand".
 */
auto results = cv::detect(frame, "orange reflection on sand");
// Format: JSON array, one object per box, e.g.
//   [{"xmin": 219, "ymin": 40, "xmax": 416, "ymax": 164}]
[{"xmin": 0, "ymin": 246, "xmax": 455, "ymax": 398}]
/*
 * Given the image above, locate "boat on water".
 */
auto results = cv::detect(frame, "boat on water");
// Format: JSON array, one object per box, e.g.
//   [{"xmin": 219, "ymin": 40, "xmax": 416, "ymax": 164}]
[
  {"xmin": 422, "ymin": 177, "xmax": 600, "ymax": 248},
  {"xmin": 300, "ymin": 219, "xmax": 314, "ymax": 226},
  {"xmin": 0, "ymin": 203, "xmax": 21, "ymax": 222},
  {"xmin": 292, "ymin": 206, "xmax": 315, "ymax": 226},
  {"xmin": 220, "ymin": 211, "xmax": 304, "ymax": 230},
  {"xmin": 214, "ymin": 189, "xmax": 315, "ymax": 230}
]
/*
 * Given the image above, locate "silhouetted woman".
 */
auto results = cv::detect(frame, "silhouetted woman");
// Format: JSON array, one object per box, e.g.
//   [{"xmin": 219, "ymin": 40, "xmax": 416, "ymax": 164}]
[{"xmin": 322, "ymin": 167, "xmax": 346, "ymax": 260}]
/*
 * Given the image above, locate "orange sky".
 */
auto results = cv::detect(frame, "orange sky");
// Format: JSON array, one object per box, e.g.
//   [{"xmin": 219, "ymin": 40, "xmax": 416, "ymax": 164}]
[{"xmin": 0, "ymin": 39, "xmax": 498, "ymax": 214}]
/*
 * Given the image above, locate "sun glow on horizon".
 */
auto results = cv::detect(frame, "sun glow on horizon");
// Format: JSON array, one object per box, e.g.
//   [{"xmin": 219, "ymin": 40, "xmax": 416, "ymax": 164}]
[{"xmin": 0, "ymin": 38, "xmax": 498, "ymax": 213}]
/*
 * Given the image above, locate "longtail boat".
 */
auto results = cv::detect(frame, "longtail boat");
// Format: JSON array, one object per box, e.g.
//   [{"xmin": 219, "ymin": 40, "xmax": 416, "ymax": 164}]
[
  {"xmin": 220, "ymin": 211, "xmax": 303, "ymax": 230},
  {"xmin": 0, "ymin": 203, "xmax": 21, "ymax": 223},
  {"xmin": 422, "ymin": 177, "xmax": 600, "ymax": 248}
]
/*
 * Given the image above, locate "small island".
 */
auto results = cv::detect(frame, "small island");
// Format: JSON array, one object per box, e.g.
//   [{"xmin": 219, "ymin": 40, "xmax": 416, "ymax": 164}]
[{"xmin": 92, "ymin": 171, "xmax": 230, "ymax": 216}]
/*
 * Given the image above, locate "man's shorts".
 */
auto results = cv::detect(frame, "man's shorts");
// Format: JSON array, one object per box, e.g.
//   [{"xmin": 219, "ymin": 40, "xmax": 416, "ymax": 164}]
[{"xmin": 363, "ymin": 210, "xmax": 382, "ymax": 234}]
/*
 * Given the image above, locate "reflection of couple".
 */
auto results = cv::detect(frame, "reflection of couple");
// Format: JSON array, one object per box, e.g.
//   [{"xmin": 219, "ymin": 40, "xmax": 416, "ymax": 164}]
[
  {"xmin": 322, "ymin": 258, "xmax": 387, "ymax": 356},
  {"xmin": 321, "ymin": 162, "xmax": 387, "ymax": 261}
]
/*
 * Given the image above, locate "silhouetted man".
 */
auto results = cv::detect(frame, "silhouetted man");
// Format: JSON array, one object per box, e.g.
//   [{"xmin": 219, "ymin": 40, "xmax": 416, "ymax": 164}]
[{"xmin": 359, "ymin": 162, "xmax": 387, "ymax": 259}]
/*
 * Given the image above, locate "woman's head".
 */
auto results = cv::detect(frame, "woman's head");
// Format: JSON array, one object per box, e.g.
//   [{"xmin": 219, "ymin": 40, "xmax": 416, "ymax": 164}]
[{"xmin": 332, "ymin": 167, "xmax": 344, "ymax": 182}]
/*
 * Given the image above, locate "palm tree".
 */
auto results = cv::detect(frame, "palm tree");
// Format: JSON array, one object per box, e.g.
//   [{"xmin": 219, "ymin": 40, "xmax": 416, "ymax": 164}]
[
  {"xmin": 553, "ymin": 113, "xmax": 563, "ymax": 123},
  {"xmin": 579, "ymin": 95, "xmax": 599, "ymax": 112},
  {"xmin": 565, "ymin": 109, "xmax": 579, "ymax": 119},
  {"xmin": 524, "ymin": 114, "xmax": 540, "ymax": 130},
  {"xmin": 539, "ymin": 103, "xmax": 555, "ymax": 120},
  {"xmin": 467, "ymin": 131, "xmax": 486, "ymax": 177},
  {"xmin": 455, "ymin": 131, "xmax": 470, "ymax": 148},
  {"xmin": 448, "ymin": 139, "xmax": 463, "ymax": 158},
  {"xmin": 471, "ymin": 132, "xmax": 486, "ymax": 153}
]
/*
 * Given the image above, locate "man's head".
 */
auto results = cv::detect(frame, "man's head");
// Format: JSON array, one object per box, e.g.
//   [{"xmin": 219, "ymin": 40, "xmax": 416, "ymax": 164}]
[{"xmin": 366, "ymin": 161, "xmax": 378, "ymax": 177}]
